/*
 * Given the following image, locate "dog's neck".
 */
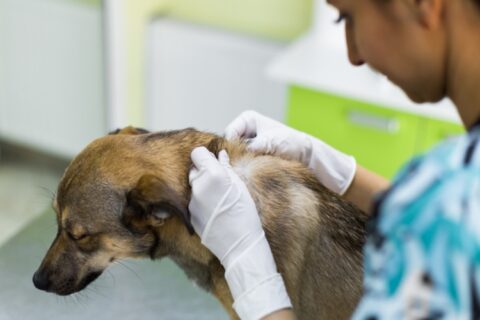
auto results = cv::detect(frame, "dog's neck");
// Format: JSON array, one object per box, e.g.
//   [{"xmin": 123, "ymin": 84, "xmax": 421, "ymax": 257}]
[
  {"xmin": 143, "ymin": 130, "xmax": 237, "ymax": 291},
  {"xmin": 154, "ymin": 217, "xmax": 220, "ymax": 292}
]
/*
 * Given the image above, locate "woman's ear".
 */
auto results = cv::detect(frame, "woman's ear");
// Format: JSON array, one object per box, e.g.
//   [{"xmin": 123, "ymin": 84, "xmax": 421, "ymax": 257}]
[
  {"xmin": 410, "ymin": 0, "xmax": 444, "ymax": 29},
  {"xmin": 123, "ymin": 174, "xmax": 195, "ymax": 235}
]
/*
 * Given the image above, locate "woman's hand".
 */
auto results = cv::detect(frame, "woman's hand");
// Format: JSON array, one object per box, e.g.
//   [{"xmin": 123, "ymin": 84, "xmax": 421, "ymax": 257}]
[
  {"xmin": 188, "ymin": 147, "xmax": 293, "ymax": 320},
  {"xmin": 226, "ymin": 111, "xmax": 390, "ymax": 213},
  {"xmin": 225, "ymin": 110, "xmax": 357, "ymax": 195}
]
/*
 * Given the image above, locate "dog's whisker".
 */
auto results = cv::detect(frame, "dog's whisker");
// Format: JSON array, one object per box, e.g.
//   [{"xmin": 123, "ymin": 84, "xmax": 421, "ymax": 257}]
[
  {"xmin": 114, "ymin": 260, "xmax": 143, "ymax": 282},
  {"xmin": 69, "ymin": 293, "xmax": 76, "ymax": 304},
  {"xmin": 63, "ymin": 294, "xmax": 74, "ymax": 307},
  {"xmin": 72, "ymin": 294, "xmax": 81, "ymax": 307},
  {"xmin": 55, "ymin": 295, "xmax": 61, "ymax": 306},
  {"xmin": 81, "ymin": 290, "xmax": 92, "ymax": 305},
  {"xmin": 105, "ymin": 269, "xmax": 117, "ymax": 288},
  {"xmin": 36, "ymin": 185, "xmax": 57, "ymax": 201},
  {"xmin": 86, "ymin": 284, "xmax": 108, "ymax": 299},
  {"xmin": 71, "ymin": 293, "xmax": 79, "ymax": 306},
  {"xmin": 78, "ymin": 290, "xmax": 93, "ymax": 308},
  {"xmin": 88, "ymin": 280, "xmax": 108, "ymax": 291}
]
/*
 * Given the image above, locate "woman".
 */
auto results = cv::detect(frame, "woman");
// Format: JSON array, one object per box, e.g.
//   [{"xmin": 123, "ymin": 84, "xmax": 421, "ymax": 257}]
[{"xmin": 188, "ymin": 0, "xmax": 480, "ymax": 319}]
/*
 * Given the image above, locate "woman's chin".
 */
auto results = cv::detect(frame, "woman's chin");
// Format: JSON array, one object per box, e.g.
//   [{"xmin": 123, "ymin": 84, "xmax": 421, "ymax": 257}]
[{"xmin": 402, "ymin": 84, "xmax": 446, "ymax": 104}]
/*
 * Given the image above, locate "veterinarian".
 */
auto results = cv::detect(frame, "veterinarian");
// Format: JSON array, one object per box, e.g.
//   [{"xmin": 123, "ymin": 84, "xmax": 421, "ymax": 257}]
[{"xmin": 189, "ymin": 0, "xmax": 480, "ymax": 319}]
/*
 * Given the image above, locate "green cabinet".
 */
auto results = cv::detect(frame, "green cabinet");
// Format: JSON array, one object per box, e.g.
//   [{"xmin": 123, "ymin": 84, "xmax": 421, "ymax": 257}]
[
  {"xmin": 287, "ymin": 86, "xmax": 464, "ymax": 179},
  {"xmin": 417, "ymin": 117, "xmax": 465, "ymax": 153}
]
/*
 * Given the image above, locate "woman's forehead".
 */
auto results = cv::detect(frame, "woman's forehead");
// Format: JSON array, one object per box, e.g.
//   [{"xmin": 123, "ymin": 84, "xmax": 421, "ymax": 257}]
[{"xmin": 326, "ymin": 0, "xmax": 347, "ymax": 8}]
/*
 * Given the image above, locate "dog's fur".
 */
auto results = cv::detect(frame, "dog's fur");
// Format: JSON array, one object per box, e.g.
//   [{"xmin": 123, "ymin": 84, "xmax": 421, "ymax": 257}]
[{"xmin": 33, "ymin": 127, "xmax": 368, "ymax": 319}]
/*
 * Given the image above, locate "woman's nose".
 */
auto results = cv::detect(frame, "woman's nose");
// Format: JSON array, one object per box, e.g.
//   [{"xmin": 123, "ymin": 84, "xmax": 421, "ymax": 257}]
[
  {"xmin": 348, "ymin": 49, "xmax": 365, "ymax": 66},
  {"xmin": 345, "ymin": 27, "xmax": 365, "ymax": 66}
]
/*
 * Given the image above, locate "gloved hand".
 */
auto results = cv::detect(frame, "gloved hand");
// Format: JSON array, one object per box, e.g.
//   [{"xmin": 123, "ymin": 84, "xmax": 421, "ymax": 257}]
[
  {"xmin": 225, "ymin": 110, "xmax": 356, "ymax": 195},
  {"xmin": 189, "ymin": 147, "xmax": 292, "ymax": 320}
]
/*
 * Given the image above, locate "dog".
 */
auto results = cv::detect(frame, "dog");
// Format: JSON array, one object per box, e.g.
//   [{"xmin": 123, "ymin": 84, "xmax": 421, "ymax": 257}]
[{"xmin": 33, "ymin": 126, "xmax": 368, "ymax": 319}]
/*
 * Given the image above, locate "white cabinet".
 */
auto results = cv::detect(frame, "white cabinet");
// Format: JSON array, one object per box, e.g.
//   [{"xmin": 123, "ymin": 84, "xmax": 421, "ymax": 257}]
[
  {"xmin": 146, "ymin": 19, "xmax": 288, "ymax": 133},
  {"xmin": 0, "ymin": 0, "xmax": 106, "ymax": 158}
]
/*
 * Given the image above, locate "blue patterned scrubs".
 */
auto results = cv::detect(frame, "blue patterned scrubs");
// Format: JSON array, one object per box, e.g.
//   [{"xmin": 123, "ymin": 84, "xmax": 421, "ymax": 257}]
[{"xmin": 352, "ymin": 121, "xmax": 480, "ymax": 320}]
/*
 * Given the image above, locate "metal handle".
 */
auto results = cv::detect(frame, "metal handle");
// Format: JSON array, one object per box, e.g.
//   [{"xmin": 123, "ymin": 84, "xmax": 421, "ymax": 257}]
[{"xmin": 347, "ymin": 110, "xmax": 400, "ymax": 134}]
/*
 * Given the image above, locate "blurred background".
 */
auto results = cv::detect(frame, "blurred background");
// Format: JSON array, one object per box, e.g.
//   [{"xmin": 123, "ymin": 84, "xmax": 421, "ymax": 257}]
[{"xmin": 0, "ymin": 0, "xmax": 464, "ymax": 319}]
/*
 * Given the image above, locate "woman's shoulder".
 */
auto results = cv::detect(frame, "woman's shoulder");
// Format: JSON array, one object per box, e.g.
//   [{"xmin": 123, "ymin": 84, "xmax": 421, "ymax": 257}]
[
  {"xmin": 397, "ymin": 129, "xmax": 480, "ymax": 180},
  {"xmin": 427, "ymin": 129, "xmax": 480, "ymax": 167},
  {"xmin": 373, "ymin": 130, "xmax": 480, "ymax": 234}
]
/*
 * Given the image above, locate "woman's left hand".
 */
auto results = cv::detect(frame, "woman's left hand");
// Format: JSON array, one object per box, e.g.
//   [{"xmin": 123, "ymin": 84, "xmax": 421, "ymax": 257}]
[{"xmin": 188, "ymin": 147, "xmax": 292, "ymax": 320}]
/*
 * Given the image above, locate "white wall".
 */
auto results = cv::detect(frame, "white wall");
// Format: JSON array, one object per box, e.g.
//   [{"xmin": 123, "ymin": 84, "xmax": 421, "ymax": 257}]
[
  {"xmin": 146, "ymin": 19, "xmax": 288, "ymax": 134},
  {"xmin": 312, "ymin": 0, "xmax": 346, "ymax": 50},
  {"xmin": 0, "ymin": 0, "xmax": 106, "ymax": 158}
]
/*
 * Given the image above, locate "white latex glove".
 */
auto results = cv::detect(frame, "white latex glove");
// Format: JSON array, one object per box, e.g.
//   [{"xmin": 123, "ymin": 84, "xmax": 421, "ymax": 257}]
[
  {"xmin": 189, "ymin": 147, "xmax": 292, "ymax": 320},
  {"xmin": 225, "ymin": 110, "xmax": 357, "ymax": 195}
]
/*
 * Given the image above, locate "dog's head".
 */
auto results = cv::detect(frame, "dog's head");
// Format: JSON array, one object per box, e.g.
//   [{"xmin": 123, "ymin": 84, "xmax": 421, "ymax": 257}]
[{"xmin": 33, "ymin": 127, "xmax": 209, "ymax": 296}]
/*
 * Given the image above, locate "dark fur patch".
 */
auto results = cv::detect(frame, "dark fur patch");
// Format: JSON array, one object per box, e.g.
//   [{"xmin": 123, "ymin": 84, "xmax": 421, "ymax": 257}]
[
  {"xmin": 76, "ymin": 271, "xmax": 102, "ymax": 292},
  {"xmin": 109, "ymin": 126, "xmax": 150, "ymax": 135},
  {"xmin": 206, "ymin": 137, "xmax": 227, "ymax": 157},
  {"xmin": 148, "ymin": 227, "xmax": 160, "ymax": 260},
  {"xmin": 142, "ymin": 128, "xmax": 198, "ymax": 142}
]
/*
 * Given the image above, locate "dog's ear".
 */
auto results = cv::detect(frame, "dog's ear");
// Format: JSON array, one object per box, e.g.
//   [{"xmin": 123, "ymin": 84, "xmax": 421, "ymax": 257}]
[
  {"xmin": 123, "ymin": 174, "xmax": 194, "ymax": 235},
  {"xmin": 109, "ymin": 126, "xmax": 150, "ymax": 135}
]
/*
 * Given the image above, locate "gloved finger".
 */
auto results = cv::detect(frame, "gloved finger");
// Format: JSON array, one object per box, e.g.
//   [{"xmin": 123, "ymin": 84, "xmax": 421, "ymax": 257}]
[
  {"xmin": 188, "ymin": 166, "xmax": 202, "ymax": 185},
  {"xmin": 191, "ymin": 147, "xmax": 219, "ymax": 171},
  {"xmin": 246, "ymin": 135, "xmax": 272, "ymax": 153},
  {"xmin": 218, "ymin": 150, "xmax": 231, "ymax": 168},
  {"xmin": 225, "ymin": 110, "xmax": 258, "ymax": 140}
]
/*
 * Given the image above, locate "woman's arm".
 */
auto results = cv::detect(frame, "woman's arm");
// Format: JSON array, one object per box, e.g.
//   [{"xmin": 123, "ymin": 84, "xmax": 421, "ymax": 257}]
[
  {"xmin": 343, "ymin": 164, "xmax": 391, "ymax": 214},
  {"xmin": 262, "ymin": 309, "xmax": 297, "ymax": 320}
]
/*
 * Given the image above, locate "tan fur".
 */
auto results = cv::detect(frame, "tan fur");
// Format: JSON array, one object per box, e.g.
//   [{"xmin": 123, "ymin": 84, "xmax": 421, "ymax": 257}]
[{"xmin": 34, "ymin": 127, "xmax": 368, "ymax": 319}]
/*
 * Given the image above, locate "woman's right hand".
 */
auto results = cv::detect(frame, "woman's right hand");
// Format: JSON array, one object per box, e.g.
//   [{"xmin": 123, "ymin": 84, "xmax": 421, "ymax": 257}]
[{"xmin": 225, "ymin": 110, "xmax": 357, "ymax": 195}]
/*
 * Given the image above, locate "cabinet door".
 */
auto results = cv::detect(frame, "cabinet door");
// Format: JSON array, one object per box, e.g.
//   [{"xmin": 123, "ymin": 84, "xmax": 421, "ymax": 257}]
[
  {"xmin": 287, "ymin": 86, "xmax": 420, "ymax": 179},
  {"xmin": 147, "ymin": 19, "xmax": 287, "ymax": 134},
  {"xmin": 0, "ymin": 0, "xmax": 105, "ymax": 157}
]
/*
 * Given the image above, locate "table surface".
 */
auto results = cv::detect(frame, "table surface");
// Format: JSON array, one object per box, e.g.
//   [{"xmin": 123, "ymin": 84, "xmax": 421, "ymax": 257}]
[{"xmin": 0, "ymin": 210, "xmax": 228, "ymax": 320}]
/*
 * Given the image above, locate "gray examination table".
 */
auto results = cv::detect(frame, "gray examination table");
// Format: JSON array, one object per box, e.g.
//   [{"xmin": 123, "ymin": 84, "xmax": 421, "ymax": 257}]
[{"xmin": 0, "ymin": 210, "xmax": 228, "ymax": 320}]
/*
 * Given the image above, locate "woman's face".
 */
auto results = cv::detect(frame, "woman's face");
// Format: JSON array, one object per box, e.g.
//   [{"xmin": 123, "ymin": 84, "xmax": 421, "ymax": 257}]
[{"xmin": 327, "ymin": 0, "xmax": 447, "ymax": 103}]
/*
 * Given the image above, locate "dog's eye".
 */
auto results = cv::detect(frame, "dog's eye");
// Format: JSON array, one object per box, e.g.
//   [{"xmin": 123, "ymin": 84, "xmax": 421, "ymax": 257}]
[{"xmin": 68, "ymin": 232, "xmax": 89, "ymax": 241}]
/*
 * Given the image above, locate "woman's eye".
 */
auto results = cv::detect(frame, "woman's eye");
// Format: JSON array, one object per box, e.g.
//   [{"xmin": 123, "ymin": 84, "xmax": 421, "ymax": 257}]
[{"xmin": 334, "ymin": 12, "xmax": 350, "ymax": 24}]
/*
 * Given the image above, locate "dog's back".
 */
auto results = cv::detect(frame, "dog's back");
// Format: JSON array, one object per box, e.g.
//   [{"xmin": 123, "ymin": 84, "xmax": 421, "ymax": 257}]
[{"xmin": 226, "ymin": 147, "xmax": 367, "ymax": 319}]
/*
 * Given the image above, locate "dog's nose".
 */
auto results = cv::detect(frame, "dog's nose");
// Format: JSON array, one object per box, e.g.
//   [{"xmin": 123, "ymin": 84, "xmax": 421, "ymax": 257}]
[{"xmin": 33, "ymin": 271, "xmax": 50, "ymax": 291}]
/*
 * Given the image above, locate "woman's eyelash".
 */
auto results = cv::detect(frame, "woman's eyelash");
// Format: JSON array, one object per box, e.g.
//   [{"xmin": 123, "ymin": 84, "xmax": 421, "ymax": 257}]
[{"xmin": 335, "ymin": 13, "xmax": 348, "ymax": 24}]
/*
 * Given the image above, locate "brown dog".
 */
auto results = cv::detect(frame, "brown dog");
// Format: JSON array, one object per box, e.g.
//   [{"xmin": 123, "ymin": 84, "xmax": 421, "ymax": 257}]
[{"xmin": 33, "ymin": 127, "xmax": 368, "ymax": 319}]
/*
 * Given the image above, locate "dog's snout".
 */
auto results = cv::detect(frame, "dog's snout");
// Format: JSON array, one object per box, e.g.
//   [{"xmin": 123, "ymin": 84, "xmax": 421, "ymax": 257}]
[{"xmin": 33, "ymin": 271, "xmax": 50, "ymax": 291}]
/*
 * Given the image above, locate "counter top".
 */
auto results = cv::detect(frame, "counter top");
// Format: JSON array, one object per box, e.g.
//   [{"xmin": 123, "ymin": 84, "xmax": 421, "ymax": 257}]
[{"xmin": 268, "ymin": 33, "xmax": 461, "ymax": 124}]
